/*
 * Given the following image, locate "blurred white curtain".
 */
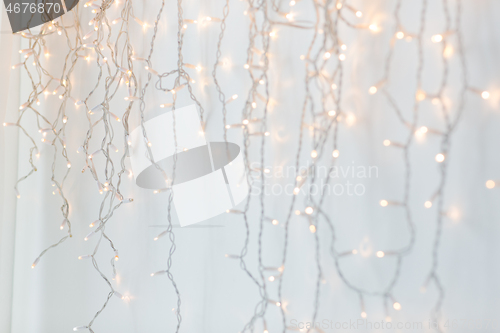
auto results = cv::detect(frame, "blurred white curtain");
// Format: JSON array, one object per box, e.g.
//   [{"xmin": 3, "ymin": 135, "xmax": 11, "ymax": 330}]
[
  {"xmin": 0, "ymin": 8, "xmax": 20, "ymax": 333},
  {"xmin": 1, "ymin": 0, "xmax": 500, "ymax": 332}
]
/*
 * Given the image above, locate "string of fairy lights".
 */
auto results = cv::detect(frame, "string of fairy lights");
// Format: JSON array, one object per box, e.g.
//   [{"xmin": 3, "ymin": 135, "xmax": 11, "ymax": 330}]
[{"xmin": 2, "ymin": 0, "xmax": 493, "ymax": 332}]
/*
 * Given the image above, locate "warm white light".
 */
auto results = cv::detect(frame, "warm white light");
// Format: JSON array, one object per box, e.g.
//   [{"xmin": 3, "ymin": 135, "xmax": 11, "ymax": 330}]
[
  {"xmin": 380, "ymin": 200, "xmax": 388, "ymax": 207},
  {"xmin": 396, "ymin": 31, "xmax": 405, "ymax": 39},
  {"xmin": 416, "ymin": 90, "xmax": 426, "ymax": 101},
  {"xmin": 393, "ymin": 302, "xmax": 401, "ymax": 310},
  {"xmin": 424, "ymin": 201, "xmax": 433, "ymax": 208},
  {"xmin": 369, "ymin": 24, "xmax": 379, "ymax": 32},
  {"xmin": 443, "ymin": 45, "xmax": 454, "ymax": 58},
  {"xmin": 311, "ymin": 150, "xmax": 318, "ymax": 158},
  {"xmin": 431, "ymin": 34, "xmax": 443, "ymax": 43},
  {"xmin": 309, "ymin": 225, "xmax": 316, "ymax": 233},
  {"xmin": 355, "ymin": 11, "xmax": 362, "ymax": 18},
  {"xmin": 369, "ymin": 86, "xmax": 377, "ymax": 95},
  {"xmin": 305, "ymin": 206, "xmax": 314, "ymax": 215},
  {"xmin": 481, "ymin": 91, "xmax": 490, "ymax": 99},
  {"xmin": 447, "ymin": 206, "xmax": 461, "ymax": 221},
  {"xmin": 376, "ymin": 251, "xmax": 385, "ymax": 258},
  {"xmin": 338, "ymin": 54, "xmax": 346, "ymax": 61},
  {"xmin": 345, "ymin": 113, "xmax": 356, "ymax": 126},
  {"xmin": 486, "ymin": 180, "xmax": 496, "ymax": 189},
  {"xmin": 435, "ymin": 153, "xmax": 445, "ymax": 163},
  {"xmin": 31, "ymin": 258, "xmax": 39, "ymax": 269},
  {"xmin": 332, "ymin": 149, "xmax": 339, "ymax": 158},
  {"xmin": 361, "ymin": 312, "xmax": 367, "ymax": 318},
  {"xmin": 383, "ymin": 140, "xmax": 391, "ymax": 147}
]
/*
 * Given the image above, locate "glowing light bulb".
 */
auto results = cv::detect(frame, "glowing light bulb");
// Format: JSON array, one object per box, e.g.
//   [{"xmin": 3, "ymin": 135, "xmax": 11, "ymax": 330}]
[
  {"xmin": 305, "ymin": 206, "xmax": 314, "ymax": 215},
  {"xmin": 443, "ymin": 45, "xmax": 454, "ymax": 58},
  {"xmin": 486, "ymin": 180, "xmax": 496, "ymax": 189},
  {"xmin": 361, "ymin": 312, "xmax": 367, "ymax": 318},
  {"xmin": 369, "ymin": 24, "xmax": 379, "ymax": 32},
  {"xmin": 424, "ymin": 201, "xmax": 433, "ymax": 208},
  {"xmin": 393, "ymin": 302, "xmax": 401, "ymax": 310},
  {"xmin": 272, "ymin": 219, "xmax": 279, "ymax": 225},
  {"xmin": 309, "ymin": 225, "xmax": 316, "ymax": 233},
  {"xmin": 355, "ymin": 11, "xmax": 362, "ymax": 17},
  {"xmin": 379, "ymin": 200, "xmax": 388, "ymax": 207},
  {"xmin": 481, "ymin": 91, "xmax": 490, "ymax": 99},
  {"xmin": 418, "ymin": 126, "xmax": 428, "ymax": 134},
  {"xmin": 386, "ymin": 316, "xmax": 392, "ymax": 323},
  {"xmin": 396, "ymin": 31, "xmax": 404, "ymax": 39},
  {"xmin": 338, "ymin": 54, "xmax": 346, "ymax": 61},
  {"xmin": 323, "ymin": 52, "xmax": 331, "ymax": 59},
  {"xmin": 268, "ymin": 276, "xmax": 275, "ymax": 282},
  {"xmin": 311, "ymin": 150, "xmax": 318, "ymax": 158},
  {"xmin": 293, "ymin": 187, "xmax": 300, "ymax": 195},
  {"xmin": 447, "ymin": 206, "xmax": 461, "ymax": 221},
  {"xmin": 435, "ymin": 153, "xmax": 445, "ymax": 163},
  {"xmin": 345, "ymin": 113, "xmax": 356, "ymax": 126},
  {"xmin": 332, "ymin": 149, "xmax": 339, "ymax": 158},
  {"xmin": 431, "ymin": 34, "xmax": 443, "ymax": 43},
  {"xmin": 376, "ymin": 251, "xmax": 385, "ymax": 258},
  {"xmin": 289, "ymin": 0, "xmax": 295, "ymax": 5},
  {"xmin": 416, "ymin": 90, "xmax": 426, "ymax": 101},
  {"xmin": 31, "ymin": 258, "xmax": 39, "ymax": 269},
  {"xmin": 383, "ymin": 140, "xmax": 391, "ymax": 146},
  {"xmin": 369, "ymin": 86, "xmax": 377, "ymax": 94}
]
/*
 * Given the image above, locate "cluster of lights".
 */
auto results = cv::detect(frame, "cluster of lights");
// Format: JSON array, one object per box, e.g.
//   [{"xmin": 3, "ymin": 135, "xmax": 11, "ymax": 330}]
[{"xmin": 2, "ymin": 0, "xmax": 493, "ymax": 330}]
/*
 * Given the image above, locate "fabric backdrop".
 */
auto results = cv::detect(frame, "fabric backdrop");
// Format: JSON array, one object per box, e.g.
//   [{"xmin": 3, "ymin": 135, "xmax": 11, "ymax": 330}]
[{"xmin": 1, "ymin": 1, "xmax": 500, "ymax": 332}]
